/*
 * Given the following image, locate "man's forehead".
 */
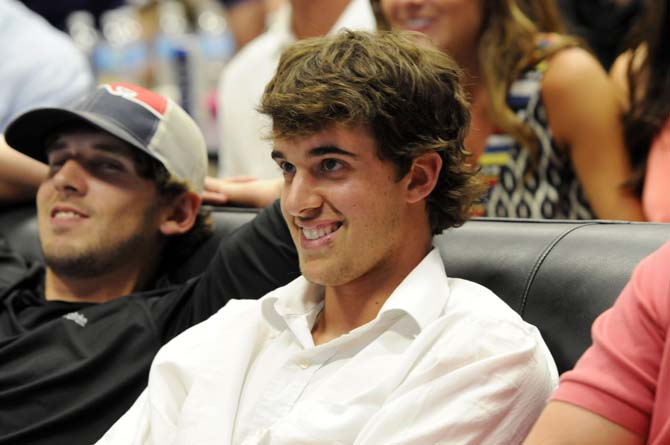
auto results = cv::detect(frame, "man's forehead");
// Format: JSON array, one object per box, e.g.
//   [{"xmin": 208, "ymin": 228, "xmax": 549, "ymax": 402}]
[
  {"xmin": 46, "ymin": 128, "xmax": 136, "ymax": 158},
  {"xmin": 271, "ymin": 124, "xmax": 374, "ymax": 158}
]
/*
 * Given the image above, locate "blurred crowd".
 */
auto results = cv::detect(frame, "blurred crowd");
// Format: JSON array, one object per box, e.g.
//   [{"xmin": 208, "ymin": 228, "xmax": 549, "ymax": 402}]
[{"xmin": 4, "ymin": 0, "xmax": 669, "ymax": 222}]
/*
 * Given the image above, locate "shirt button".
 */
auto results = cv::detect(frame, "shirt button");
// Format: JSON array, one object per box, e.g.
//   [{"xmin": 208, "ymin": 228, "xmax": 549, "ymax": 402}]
[{"xmin": 298, "ymin": 359, "xmax": 311, "ymax": 369}]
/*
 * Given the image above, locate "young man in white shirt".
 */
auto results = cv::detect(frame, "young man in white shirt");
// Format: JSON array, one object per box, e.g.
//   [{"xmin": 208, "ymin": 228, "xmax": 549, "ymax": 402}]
[{"xmin": 98, "ymin": 30, "xmax": 558, "ymax": 444}]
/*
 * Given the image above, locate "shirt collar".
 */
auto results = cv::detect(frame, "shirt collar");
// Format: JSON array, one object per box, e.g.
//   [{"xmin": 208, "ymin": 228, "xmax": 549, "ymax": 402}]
[
  {"xmin": 260, "ymin": 248, "xmax": 450, "ymax": 335},
  {"xmin": 375, "ymin": 248, "xmax": 450, "ymax": 331}
]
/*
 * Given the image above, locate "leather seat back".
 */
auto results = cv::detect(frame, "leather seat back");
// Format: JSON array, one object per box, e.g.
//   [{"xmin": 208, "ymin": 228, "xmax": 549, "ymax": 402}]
[{"xmin": 2, "ymin": 206, "xmax": 668, "ymax": 373}]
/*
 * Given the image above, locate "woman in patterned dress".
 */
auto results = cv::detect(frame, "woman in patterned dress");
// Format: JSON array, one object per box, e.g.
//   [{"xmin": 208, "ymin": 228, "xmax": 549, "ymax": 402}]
[{"xmin": 372, "ymin": 0, "xmax": 644, "ymax": 220}]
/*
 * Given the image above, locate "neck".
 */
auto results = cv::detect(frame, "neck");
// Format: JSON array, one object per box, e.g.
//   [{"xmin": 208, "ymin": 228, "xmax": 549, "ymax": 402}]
[
  {"xmin": 456, "ymin": 51, "xmax": 483, "ymax": 98},
  {"xmin": 312, "ymin": 228, "xmax": 432, "ymax": 345},
  {"xmin": 44, "ymin": 261, "xmax": 157, "ymax": 304},
  {"xmin": 290, "ymin": 0, "xmax": 350, "ymax": 39}
]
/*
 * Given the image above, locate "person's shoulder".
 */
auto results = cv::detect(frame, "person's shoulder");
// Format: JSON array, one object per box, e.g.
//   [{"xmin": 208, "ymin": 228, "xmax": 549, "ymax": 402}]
[
  {"xmin": 631, "ymin": 242, "xmax": 670, "ymax": 313},
  {"xmin": 156, "ymin": 298, "xmax": 263, "ymax": 356},
  {"xmin": 541, "ymin": 45, "xmax": 608, "ymax": 97},
  {"xmin": 430, "ymin": 278, "xmax": 556, "ymax": 378},
  {"xmin": 444, "ymin": 277, "xmax": 533, "ymax": 334}
]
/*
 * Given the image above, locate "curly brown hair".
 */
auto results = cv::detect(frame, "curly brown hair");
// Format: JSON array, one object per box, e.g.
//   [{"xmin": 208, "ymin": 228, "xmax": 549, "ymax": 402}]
[{"xmin": 259, "ymin": 30, "xmax": 482, "ymax": 234}]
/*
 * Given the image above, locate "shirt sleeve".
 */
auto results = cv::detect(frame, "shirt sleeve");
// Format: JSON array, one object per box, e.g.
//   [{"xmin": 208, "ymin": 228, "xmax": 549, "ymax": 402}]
[
  {"xmin": 551, "ymin": 242, "xmax": 670, "ymax": 436},
  {"xmin": 0, "ymin": 233, "xmax": 32, "ymax": 291},
  {"xmin": 353, "ymin": 318, "xmax": 558, "ymax": 445}
]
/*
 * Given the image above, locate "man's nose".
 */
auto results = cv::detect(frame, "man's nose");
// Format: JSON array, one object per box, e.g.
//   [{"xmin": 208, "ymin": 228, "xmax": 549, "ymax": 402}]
[
  {"xmin": 283, "ymin": 171, "xmax": 323, "ymax": 217},
  {"xmin": 51, "ymin": 160, "xmax": 87, "ymax": 196}
]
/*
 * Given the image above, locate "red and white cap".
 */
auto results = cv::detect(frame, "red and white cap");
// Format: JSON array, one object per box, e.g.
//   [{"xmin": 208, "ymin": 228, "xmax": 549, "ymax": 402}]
[{"xmin": 5, "ymin": 82, "xmax": 208, "ymax": 193}]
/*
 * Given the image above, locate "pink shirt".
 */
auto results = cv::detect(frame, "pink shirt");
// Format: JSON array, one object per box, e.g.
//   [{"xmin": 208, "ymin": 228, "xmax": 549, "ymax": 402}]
[
  {"xmin": 552, "ymin": 243, "xmax": 670, "ymax": 444},
  {"xmin": 643, "ymin": 121, "xmax": 670, "ymax": 222}
]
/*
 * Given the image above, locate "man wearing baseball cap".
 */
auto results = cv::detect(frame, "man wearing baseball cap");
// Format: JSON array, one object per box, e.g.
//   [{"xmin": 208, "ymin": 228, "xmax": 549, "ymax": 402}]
[{"xmin": 0, "ymin": 83, "xmax": 299, "ymax": 444}]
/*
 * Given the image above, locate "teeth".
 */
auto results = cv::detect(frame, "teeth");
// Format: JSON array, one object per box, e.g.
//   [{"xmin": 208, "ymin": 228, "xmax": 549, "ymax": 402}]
[
  {"xmin": 405, "ymin": 18, "xmax": 430, "ymax": 28},
  {"xmin": 302, "ymin": 224, "xmax": 340, "ymax": 240},
  {"xmin": 54, "ymin": 211, "xmax": 81, "ymax": 219}
]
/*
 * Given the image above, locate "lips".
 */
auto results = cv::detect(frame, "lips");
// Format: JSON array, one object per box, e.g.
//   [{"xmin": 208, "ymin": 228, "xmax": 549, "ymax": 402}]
[{"xmin": 50, "ymin": 205, "xmax": 88, "ymax": 220}]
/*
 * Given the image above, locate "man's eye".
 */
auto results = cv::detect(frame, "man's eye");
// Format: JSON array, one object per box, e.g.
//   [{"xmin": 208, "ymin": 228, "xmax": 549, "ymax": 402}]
[
  {"xmin": 47, "ymin": 162, "xmax": 63, "ymax": 175},
  {"xmin": 279, "ymin": 161, "xmax": 295, "ymax": 175},
  {"xmin": 46, "ymin": 157, "xmax": 65, "ymax": 173},
  {"xmin": 96, "ymin": 160, "xmax": 123, "ymax": 171},
  {"xmin": 321, "ymin": 159, "xmax": 343, "ymax": 172}
]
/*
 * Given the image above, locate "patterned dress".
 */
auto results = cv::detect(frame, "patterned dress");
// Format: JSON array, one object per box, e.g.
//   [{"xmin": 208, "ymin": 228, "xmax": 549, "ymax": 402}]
[{"xmin": 473, "ymin": 60, "xmax": 595, "ymax": 219}]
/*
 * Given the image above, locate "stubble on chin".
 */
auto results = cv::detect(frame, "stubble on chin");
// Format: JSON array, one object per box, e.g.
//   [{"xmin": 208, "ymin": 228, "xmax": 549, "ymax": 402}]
[{"xmin": 42, "ymin": 231, "xmax": 149, "ymax": 278}]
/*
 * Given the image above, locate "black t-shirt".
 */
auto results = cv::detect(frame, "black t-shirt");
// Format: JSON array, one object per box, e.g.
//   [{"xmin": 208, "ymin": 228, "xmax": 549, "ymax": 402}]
[{"xmin": 0, "ymin": 201, "xmax": 299, "ymax": 445}]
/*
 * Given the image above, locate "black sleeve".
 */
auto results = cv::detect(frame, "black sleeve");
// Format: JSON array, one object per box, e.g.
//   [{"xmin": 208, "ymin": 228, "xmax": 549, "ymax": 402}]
[
  {"xmin": 154, "ymin": 200, "xmax": 299, "ymax": 342},
  {"xmin": 0, "ymin": 234, "xmax": 32, "ymax": 291}
]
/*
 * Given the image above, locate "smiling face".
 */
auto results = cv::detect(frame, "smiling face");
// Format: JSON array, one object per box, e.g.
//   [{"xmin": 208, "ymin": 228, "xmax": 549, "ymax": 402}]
[
  {"xmin": 36, "ymin": 129, "xmax": 165, "ymax": 278},
  {"xmin": 273, "ymin": 125, "xmax": 420, "ymax": 289},
  {"xmin": 379, "ymin": 0, "xmax": 484, "ymax": 62}
]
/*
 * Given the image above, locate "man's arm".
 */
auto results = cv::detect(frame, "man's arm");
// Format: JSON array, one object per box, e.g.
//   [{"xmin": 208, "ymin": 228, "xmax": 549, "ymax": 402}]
[
  {"xmin": 154, "ymin": 199, "xmax": 299, "ymax": 342},
  {"xmin": 0, "ymin": 135, "xmax": 47, "ymax": 203},
  {"xmin": 202, "ymin": 176, "xmax": 281, "ymax": 208},
  {"xmin": 524, "ymin": 401, "xmax": 644, "ymax": 445},
  {"xmin": 525, "ymin": 243, "xmax": 670, "ymax": 445}
]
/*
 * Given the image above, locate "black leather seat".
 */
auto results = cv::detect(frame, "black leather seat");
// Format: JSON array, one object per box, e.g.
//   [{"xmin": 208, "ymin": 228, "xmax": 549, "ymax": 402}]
[
  {"xmin": 435, "ymin": 218, "xmax": 670, "ymax": 373},
  {"xmin": 1, "ymin": 205, "xmax": 668, "ymax": 373}
]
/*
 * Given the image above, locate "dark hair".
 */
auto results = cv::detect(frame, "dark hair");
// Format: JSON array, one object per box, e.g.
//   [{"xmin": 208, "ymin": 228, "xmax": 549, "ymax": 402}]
[
  {"xmin": 130, "ymin": 149, "xmax": 213, "ymax": 272},
  {"xmin": 259, "ymin": 30, "xmax": 483, "ymax": 234},
  {"xmin": 622, "ymin": 0, "xmax": 670, "ymax": 196}
]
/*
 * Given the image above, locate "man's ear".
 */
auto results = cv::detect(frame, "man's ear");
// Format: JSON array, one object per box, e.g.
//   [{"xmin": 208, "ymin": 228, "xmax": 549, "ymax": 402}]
[
  {"xmin": 159, "ymin": 192, "xmax": 201, "ymax": 236},
  {"xmin": 406, "ymin": 151, "xmax": 442, "ymax": 204}
]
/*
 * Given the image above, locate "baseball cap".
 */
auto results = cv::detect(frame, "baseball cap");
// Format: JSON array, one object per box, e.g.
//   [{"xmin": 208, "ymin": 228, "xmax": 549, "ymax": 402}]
[{"xmin": 4, "ymin": 82, "xmax": 208, "ymax": 193}]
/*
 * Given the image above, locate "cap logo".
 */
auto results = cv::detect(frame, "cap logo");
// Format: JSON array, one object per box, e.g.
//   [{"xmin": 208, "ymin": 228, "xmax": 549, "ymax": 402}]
[{"xmin": 102, "ymin": 83, "xmax": 168, "ymax": 118}]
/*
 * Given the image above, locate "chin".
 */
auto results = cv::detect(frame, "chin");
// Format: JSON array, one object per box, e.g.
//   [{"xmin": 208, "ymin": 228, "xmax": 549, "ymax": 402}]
[{"xmin": 300, "ymin": 259, "xmax": 356, "ymax": 287}]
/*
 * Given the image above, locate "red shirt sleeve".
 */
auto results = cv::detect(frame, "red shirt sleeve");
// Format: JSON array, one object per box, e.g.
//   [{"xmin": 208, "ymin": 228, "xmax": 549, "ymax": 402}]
[{"xmin": 552, "ymin": 242, "xmax": 670, "ymax": 437}]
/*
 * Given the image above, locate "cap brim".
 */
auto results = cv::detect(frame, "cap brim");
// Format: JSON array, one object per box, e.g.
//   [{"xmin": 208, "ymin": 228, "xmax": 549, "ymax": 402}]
[{"xmin": 5, "ymin": 108, "xmax": 151, "ymax": 164}]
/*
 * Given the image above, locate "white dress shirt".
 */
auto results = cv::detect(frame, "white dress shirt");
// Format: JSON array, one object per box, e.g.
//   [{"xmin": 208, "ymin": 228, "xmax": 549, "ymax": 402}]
[
  {"xmin": 216, "ymin": 0, "xmax": 376, "ymax": 179},
  {"xmin": 97, "ymin": 249, "xmax": 558, "ymax": 444}
]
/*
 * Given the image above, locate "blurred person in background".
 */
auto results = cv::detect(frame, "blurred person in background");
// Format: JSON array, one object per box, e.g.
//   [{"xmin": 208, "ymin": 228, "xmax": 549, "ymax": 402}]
[
  {"xmin": 18, "ymin": 0, "xmax": 123, "ymax": 30},
  {"xmin": 0, "ymin": 0, "xmax": 94, "ymax": 131},
  {"xmin": 557, "ymin": 0, "xmax": 642, "ymax": 70},
  {"xmin": 219, "ymin": 0, "xmax": 266, "ymax": 48},
  {"xmin": 610, "ymin": 0, "xmax": 670, "ymax": 222},
  {"xmin": 216, "ymin": 0, "xmax": 375, "ymax": 179},
  {"xmin": 371, "ymin": 0, "xmax": 643, "ymax": 221}
]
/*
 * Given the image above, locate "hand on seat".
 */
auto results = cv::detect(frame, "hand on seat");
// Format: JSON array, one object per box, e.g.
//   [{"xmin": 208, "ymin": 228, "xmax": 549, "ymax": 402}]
[{"xmin": 203, "ymin": 176, "xmax": 281, "ymax": 208}]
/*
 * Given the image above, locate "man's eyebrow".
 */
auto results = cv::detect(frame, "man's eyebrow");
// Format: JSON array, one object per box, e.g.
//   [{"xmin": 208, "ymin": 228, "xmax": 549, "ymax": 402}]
[
  {"xmin": 308, "ymin": 145, "xmax": 357, "ymax": 158},
  {"xmin": 90, "ymin": 143, "xmax": 133, "ymax": 157},
  {"xmin": 270, "ymin": 145, "xmax": 357, "ymax": 160},
  {"xmin": 46, "ymin": 141, "xmax": 132, "ymax": 159}
]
